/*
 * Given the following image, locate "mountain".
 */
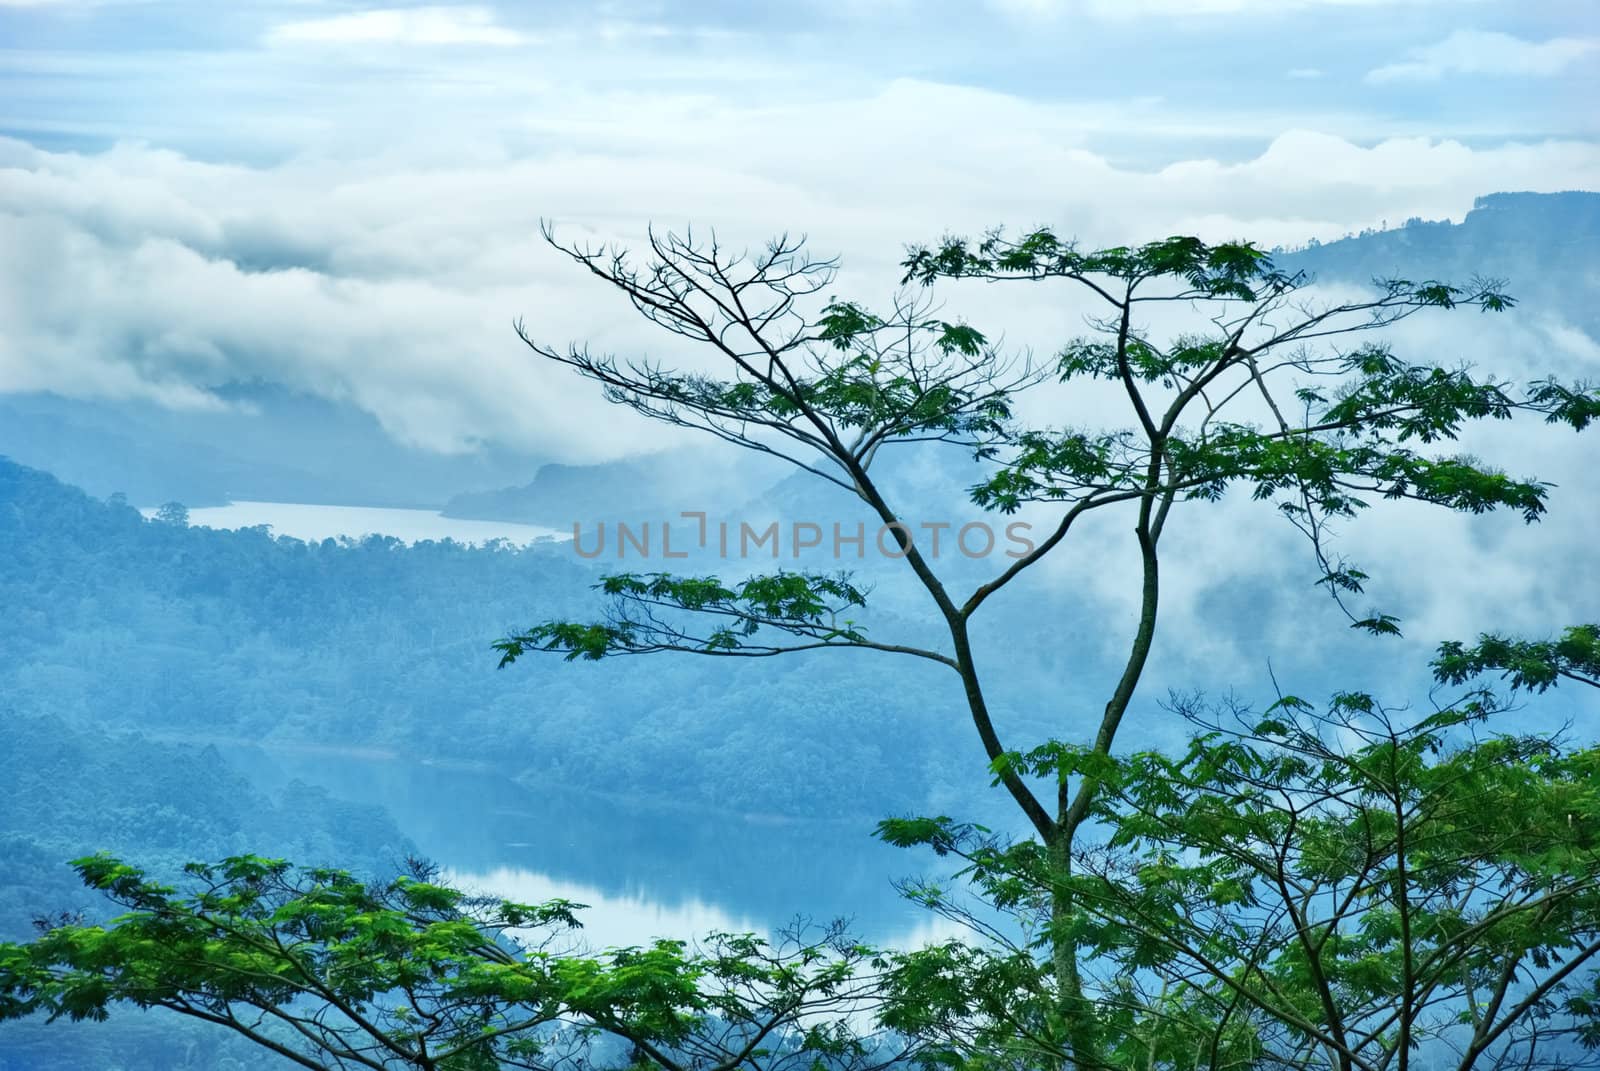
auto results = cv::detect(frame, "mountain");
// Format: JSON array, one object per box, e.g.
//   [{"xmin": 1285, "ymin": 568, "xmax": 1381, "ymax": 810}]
[
  {"xmin": 0, "ymin": 455, "xmax": 1004, "ymax": 822},
  {"xmin": 441, "ymin": 446, "xmax": 789, "ymax": 528},
  {"xmin": 1279, "ymin": 191, "xmax": 1600, "ymax": 334},
  {"xmin": 0, "ymin": 381, "xmax": 547, "ymax": 508}
]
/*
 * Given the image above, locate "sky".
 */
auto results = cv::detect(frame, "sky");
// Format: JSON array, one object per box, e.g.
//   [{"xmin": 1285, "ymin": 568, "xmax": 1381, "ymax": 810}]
[{"xmin": 1, "ymin": 0, "xmax": 1596, "ymax": 459}]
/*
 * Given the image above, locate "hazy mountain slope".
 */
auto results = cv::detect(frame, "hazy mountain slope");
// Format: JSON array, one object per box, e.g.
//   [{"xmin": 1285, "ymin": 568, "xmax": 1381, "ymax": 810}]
[
  {"xmin": 0, "ymin": 714, "xmax": 413, "ymax": 1071},
  {"xmin": 1280, "ymin": 191, "xmax": 1600, "ymax": 335},
  {"xmin": 0, "ymin": 716, "xmax": 413, "ymax": 944},
  {"xmin": 0, "ymin": 382, "xmax": 547, "ymax": 508},
  {"xmin": 0, "ymin": 456, "xmax": 1013, "ymax": 822},
  {"xmin": 441, "ymin": 446, "xmax": 789, "ymax": 527}
]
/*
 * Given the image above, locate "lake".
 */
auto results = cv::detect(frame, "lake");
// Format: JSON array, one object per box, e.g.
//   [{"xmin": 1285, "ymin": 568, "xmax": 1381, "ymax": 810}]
[
  {"xmin": 142, "ymin": 500, "xmax": 568, "ymax": 546},
  {"xmin": 226, "ymin": 743, "xmax": 961, "ymax": 953},
  {"xmin": 142, "ymin": 500, "xmax": 963, "ymax": 952}
]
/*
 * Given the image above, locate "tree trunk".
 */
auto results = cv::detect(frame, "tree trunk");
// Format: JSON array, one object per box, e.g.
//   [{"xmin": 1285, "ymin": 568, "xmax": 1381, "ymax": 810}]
[{"xmin": 1049, "ymin": 826, "xmax": 1096, "ymax": 1070}]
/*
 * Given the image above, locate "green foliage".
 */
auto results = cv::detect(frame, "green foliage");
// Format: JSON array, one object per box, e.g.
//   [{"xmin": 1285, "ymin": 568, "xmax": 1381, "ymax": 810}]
[
  {"xmin": 0, "ymin": 855, "xmax": 900, "ymax": 1071},
  {"xmin": 15, "ymin": 213, "xmax": 1599, "ymax": 1071},
  {"xmin": 990, "ymin": 348, "xmax": 1556, "ymax": 527},
  {"xmin": 635, "ymin": 347, "xmax": 1013, "ymax": 449},
  {"xmin": 1528, "ymin": 378, "xmax": 1600, "ymax": 430},
  {"xmin": 900, "ymin": 233, "xmax": 1289, "ymax": 303},
  {"xmin": 494, "ymin": 571, "xmax": 872, "ymax": 663},
  {"xmin": 878, "ymin": 687, "xmax": 1600, "ymax": 1070},
  {"xmin": 518, "ymin": 223, "xmax": 1594, "ymax": 677},
  {"xmin": 1434, "ymin": 623, "xmax": 1600, "ymax": 692}
]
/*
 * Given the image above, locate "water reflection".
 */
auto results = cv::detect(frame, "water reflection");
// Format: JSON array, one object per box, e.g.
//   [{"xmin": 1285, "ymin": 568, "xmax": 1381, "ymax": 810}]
[
  {"xmin": 142, "ymin": 500, "xmax": 567, "ymax": 546},
  {"xmin": 449, "ymin": 865, "xmax": 967, "ymax": 952},
  {"xmin": 230, "ymin": 744, "xmax": 942, "ymax": 942},
  {"xmin": 446, "ymin": 866, "xmax": 764, "ymax": 950}
]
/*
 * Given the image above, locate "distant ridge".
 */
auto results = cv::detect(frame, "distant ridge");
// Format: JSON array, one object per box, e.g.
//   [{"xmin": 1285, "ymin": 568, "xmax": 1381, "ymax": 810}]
[
  {"xmin": 1275, "ymin": 190, "xmax": 1600, "ymax": 255},
  {"xmin": 1274, "ymin": 189, "xmax": 1600, "ymax": 339},
  {"xmin": 0, "ymin": 382, "xmax": 548, "ymax": 509},
  {"xmin": 1471, "ymin": 189, "xmax": 1600, "ymax": 222},
  {"xmin": 440, "ymin": 447, "xmax": 787, "ymax": 528}
]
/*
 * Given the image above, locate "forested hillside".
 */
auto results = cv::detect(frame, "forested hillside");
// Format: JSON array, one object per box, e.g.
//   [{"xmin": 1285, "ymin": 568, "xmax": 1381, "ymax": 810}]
[
  {"xmin": 0, "ymin": 457, "xmax": 1023, "ymax": 823},
  {"xmin": 8, "ymin": 193, "xmax": 1595, "ymax": 835},
  {"xmin": 0, "ymin": 383, "xmax": 548, "ymax": 509},
  {"xmin": 0, "ymin": 715, "xmax": 412, "ymax": 1071},
  {"xmin": 4, "ymin": 191, "xmax": 1598, "ymax": 1068},
  {"xmin": 4, "ymin": 190, "xmax": 1596, "ymax": 1070},
  {"xmin": 1282, "ymin": 190, "xmax": 1600, "ymax": 333}
]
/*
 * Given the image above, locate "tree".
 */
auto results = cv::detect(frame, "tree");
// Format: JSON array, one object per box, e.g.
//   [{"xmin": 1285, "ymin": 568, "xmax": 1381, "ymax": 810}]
[
  {"xmin": 878, "ymin": 682, "xmax": 1600, "ymax": 1071},
  {"xmin": 1434, "ymin": 624, "xmax": 1600, "ymax": 693},
  {"xmin": 0, "ymin": 855, "xmax": 899, "ymax": 1071},
  {"xmin": 495, "ymin": 224, "xmax": 1598, "ymax": 1065},
  {"xmin": 155, "ymin": 501, "xmax": 191, "ymax": 526}
]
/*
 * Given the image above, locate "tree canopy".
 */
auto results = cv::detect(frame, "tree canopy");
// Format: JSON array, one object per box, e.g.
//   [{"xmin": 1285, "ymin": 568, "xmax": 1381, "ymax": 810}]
[
  {"xmin": 494, "ymin": 225, "xmax": 1597, "ymax": 1067},
  {"xmin": 1, "ymin": 855, "xmax": 900, "ymax": 1071}
]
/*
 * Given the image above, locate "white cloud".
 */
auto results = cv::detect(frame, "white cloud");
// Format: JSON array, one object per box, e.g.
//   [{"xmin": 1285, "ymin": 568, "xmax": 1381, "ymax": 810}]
[
  {"xmin": 266, "ymin": 6, "xmax": 530, "ymax": 48},
  {"xmin": 1, "ymin": 78, "xmax": 1597, "ymax": 461},
  {"xmin": 993, "ymin": 0, "xmax": 1469, "ymax": 17},
  {"xmin": 1367, "ymin": 30, "xmax": 1599, "ymax": 83}
]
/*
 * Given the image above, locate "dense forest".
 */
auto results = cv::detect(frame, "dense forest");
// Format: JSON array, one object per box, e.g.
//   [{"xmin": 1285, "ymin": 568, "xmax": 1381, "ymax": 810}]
[
  {"xmin": 0, "ymin": 455, "xmax": 1024, "ymax": 1067},
  {"xmin": 3, "ymin": 446, "xmax": 1452, "ymax": 835},
  {"xmin": 0, "ymin": 457, "xmax": 1028, "ymax": 823}
]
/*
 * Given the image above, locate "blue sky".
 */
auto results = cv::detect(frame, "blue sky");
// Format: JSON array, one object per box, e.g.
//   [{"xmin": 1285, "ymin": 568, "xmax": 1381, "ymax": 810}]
[{"xmin": 2, "ymin": 1, "xmax": 1595, "ymax": 161}]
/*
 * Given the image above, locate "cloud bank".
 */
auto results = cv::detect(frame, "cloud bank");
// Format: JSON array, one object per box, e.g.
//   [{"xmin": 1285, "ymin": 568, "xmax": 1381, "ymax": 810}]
[{"xmin": 3, "ymin": 98, "xmax": 1597, "ymax": 459}]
